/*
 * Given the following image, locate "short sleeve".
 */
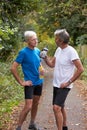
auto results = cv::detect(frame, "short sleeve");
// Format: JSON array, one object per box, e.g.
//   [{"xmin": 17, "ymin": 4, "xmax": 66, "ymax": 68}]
[
  {"xmin": 70, "ymin": 48, "xmax": 80, "ymax": 61},
  {"xmin": 15, "ymin": 50, "xmax": 24, "ymax": 64}
]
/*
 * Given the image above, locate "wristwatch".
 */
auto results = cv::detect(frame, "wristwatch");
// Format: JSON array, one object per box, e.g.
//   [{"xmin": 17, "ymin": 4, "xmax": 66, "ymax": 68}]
[{"xmin": 68, "ymin": 79, "xmax": 72, "ymax": 84}]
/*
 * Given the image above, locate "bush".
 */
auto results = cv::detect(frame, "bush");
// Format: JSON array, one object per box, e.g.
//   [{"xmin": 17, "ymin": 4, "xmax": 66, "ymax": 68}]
[
  {"xmin": 0, "ymin": 61, "xmax": 24, "ymax": 128},
  {"xmin": 76, "ymin": 34, "xmax": 87, "ymax": 45}
]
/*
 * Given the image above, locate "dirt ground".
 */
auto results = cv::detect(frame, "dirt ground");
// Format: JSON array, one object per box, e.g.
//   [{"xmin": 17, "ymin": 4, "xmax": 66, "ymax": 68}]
[{"xmin": 3, "ymin": 63, "xmax": 87, "ymax": 130}]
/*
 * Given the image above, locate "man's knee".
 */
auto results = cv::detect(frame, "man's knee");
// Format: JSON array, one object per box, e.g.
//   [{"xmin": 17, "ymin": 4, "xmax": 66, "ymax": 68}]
[
  {"xmin": 24, "ymin": 101, "xmax": 32, "ymax": 113},
  {"xmin": 26, "ymin": 105, "xmax": 32, "ymax": 111},
  {"xmin": 53, "ymin": 104, "xmax": 61, "ymax": 113},
  {"xmin": 33, "ymin": 96, "xmax": 40, "ymax": 106}
]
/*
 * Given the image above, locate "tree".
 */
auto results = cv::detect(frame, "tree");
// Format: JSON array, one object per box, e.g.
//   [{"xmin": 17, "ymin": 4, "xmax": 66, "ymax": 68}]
[
  {"xmin": 0, "ymin": 0, "xmax": 40, "ymax": 23},
  {"xmin": 37, "ymin": 0, "xmax": 87, "ymax": 45},
  {"xmin": 0, "ymin": 0, "xmax": 40, "ymax": 60}
]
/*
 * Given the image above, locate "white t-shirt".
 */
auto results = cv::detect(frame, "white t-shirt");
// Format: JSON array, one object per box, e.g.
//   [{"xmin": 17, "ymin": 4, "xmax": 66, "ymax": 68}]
[{"xmin": 53, "ymin": 45, "xmax": 79, "ymax": 88}]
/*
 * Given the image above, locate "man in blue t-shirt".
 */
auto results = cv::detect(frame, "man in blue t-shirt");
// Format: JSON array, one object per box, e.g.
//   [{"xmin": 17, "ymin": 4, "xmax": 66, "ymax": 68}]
[{"xmin": 11, "ymin": 31, "xmax": 44, "ymax": 130}]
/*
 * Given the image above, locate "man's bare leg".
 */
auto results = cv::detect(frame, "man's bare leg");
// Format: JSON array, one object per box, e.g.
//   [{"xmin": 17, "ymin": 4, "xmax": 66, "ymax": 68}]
[
  {"xmin": 53, "ymin": 104, "xmax": 63, "ymax": 130},
  {"xmin": 61, "ymin": 107, "xmax": 68, "ymax": 130},
  {"xmin": 18, "ymin": 99, "xmax": 32, "ymax": 126},
  {"xmin": 30, "ymin": 95, "xmax": 40, "ymax": 123}
]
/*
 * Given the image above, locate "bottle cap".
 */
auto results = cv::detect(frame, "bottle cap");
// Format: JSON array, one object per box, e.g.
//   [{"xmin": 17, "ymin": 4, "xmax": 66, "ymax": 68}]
[{"xmin": 43, "ymin": 47, "xmax": 48, "ymax": 51}]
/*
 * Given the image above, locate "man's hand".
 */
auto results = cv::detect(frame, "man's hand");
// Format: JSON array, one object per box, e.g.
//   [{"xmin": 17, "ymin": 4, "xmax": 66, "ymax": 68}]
[
  {"xmin": 21, "ymin": 80, "xmax": 33, "ymax": 87},
  {"xmin": 60, "ymin": 82, "xmax": 70, "ymax": 88},
  {"xmin": 40, "ymin": 51, "xmax": 47, "ymax": 59},
  {"xmin": 40, "ymin": 47, "xmax": 48, "ymax": 59}
]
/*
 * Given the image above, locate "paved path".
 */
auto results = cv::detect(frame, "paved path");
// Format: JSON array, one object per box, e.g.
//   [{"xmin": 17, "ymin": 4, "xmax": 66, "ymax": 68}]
[{"xmin": 22, "ymin": 65, "xmax": 86, "ymax": 130}]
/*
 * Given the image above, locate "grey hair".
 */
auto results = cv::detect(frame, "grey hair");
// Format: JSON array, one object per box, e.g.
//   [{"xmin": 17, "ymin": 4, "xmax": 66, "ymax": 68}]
[
  {"xmin": 24, "ymin": 31, "xmax": 37, "ymax": 41},
  {"xmin": 54, "ymin": 29, "xmax": 70, "ymax": 43}
]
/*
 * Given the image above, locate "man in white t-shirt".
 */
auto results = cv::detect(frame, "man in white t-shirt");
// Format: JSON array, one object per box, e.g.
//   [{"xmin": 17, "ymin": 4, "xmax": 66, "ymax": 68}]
[{"xmin": 43, "ymin": 29, "xmax": 84, "ymax": 130}]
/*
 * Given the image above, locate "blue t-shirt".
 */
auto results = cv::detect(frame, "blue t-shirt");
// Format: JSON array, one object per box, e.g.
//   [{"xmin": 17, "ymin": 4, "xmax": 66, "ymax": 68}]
[{"xmin": 15, "ymin": 47, "xmax": 43, "ymax": 85}]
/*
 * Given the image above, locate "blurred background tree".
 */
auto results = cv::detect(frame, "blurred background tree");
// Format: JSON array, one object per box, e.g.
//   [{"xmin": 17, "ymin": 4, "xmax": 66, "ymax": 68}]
[
  {"xmin": 0, "ymin": 0, "xmax": 40, "ymax": 60},
  {"xmin": 0, "ymin": 0, "xmax": 87, "ymax": 60},
  {"xmin": 37, "ymin": 0, "xmax": 87, "ymax": 45}
]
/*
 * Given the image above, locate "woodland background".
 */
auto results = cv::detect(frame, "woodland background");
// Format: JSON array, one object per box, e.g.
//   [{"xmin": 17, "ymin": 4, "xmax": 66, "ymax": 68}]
[{"xmin": 0, "ymin": 0, "xmax": 87, "ymax": 128}]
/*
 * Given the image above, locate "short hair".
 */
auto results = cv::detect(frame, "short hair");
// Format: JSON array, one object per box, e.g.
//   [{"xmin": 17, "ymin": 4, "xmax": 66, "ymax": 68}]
[
  {"xmin": 24, "ymin": 31, "xmax": 37, "ymax": 42},
  {"xmin": 54, "ymin": 29, "xmax": 70, "ymax": 43}
]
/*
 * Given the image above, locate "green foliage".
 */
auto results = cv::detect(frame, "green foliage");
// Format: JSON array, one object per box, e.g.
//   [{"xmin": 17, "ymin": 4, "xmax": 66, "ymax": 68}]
[
  {"xmin": 0, "ymin": 0, "xmax": 87, "ymax": 60},
  {"xmin": 0, "ymin": 21, "xmax": 19, "ymax": 60},
  {"xmin": 59, "ymin": 13, "xmax": 86, "ymax": 43},
  {"xmin": 38, "ymin": 33, "xmax": 56, "ymax": 56},
  {"xmin": 0, "ymin": 0, "xmax": 40, "ymax": 22},
  {"xmin": 76, "ymin": 34, "xmax": 87, "ymax": 45},
  {"xmin": 75, "ymin": 45, "xmax": 87, "ymax": 80},
  {"xmin": 0, "ymin": 20, "xmax": 18, "ymax": 44},
  {"xmin": 37, "ymin": 0, "xmax": 87, "ymax": 44},
  {"xmin": 0, "ymin": 0, "xmax": 40, "ymax": 60},
  {"xmin": 0, "ymin": 0, "xmax": 86, "ymax": 128},
  {"xmin": 0, "ymin": 61, "xmax": 24, "ymax": 128},
  {"xmin": 81, "ymin": 59, "xmax": 87, "ymax": 80}
]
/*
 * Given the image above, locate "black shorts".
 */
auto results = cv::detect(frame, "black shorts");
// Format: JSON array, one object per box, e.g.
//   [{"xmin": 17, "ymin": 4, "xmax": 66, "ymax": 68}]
[
  {"xmin": 53, "ymin": 87, "xmax": 70, "ymax": 107},
  {"xmin": 24, "ymin": 84, "xmax": 43, "ymax": 99}
]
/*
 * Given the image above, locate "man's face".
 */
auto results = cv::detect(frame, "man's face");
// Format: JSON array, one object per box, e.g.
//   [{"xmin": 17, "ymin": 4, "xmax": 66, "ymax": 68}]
[
  {"xmin": 28, "ymin": 35, "xmax": 38, "ymax": 48},
  {"xmin": 55, "ymin": 35, "xmax": 61, "ymax": 46}
]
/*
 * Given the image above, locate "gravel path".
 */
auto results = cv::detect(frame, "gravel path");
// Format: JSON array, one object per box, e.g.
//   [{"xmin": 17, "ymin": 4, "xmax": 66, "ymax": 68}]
[{"xmin": 21, "ymin": 65, "xmax": 87, "ymax": 130}]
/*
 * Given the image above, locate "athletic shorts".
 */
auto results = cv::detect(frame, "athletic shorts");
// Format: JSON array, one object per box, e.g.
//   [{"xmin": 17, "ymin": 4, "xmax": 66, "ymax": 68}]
[
  {"xmin": 24, "ymin": 83, "xmax": 43, "ymax": 99},
  {"xmin": 53, "ymin": 87, "xmax": 70, "ymax": 107}
]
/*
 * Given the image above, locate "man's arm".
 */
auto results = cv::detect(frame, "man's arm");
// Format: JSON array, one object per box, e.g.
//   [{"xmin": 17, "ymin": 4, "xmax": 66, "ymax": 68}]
[
  {"xmin": 60, "ymin": 59, "xmax": 84, "ymax": 88},
  {"xmin": 69, "ymin": 59, "xmax": 84, "ymax": 83},
  {"xmin": 44, "ymin": 56, "xmax": 56, "ymax": 68},
  {"xmin": 10, "ymin": 61, "xmax": 32, "ymax": 86}
]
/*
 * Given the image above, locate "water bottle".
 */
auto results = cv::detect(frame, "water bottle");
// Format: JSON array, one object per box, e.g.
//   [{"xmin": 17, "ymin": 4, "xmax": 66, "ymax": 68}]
[{"xmin": 40, "ymin": 47, "xmax": 48, "ymax": 59}]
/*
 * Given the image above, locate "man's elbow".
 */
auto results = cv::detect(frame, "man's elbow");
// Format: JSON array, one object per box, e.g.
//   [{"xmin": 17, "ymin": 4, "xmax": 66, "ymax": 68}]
[
  {"xmin": 50, "ymin": 64, "xmax": 55, "ymax": 68},
  {"xmin": 10, "ymin": 66, "xmax": 15, "ymax": 74},
  {"xmin": 80, "ymin": 67, "xmax": 84, "ymax": 74}
]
